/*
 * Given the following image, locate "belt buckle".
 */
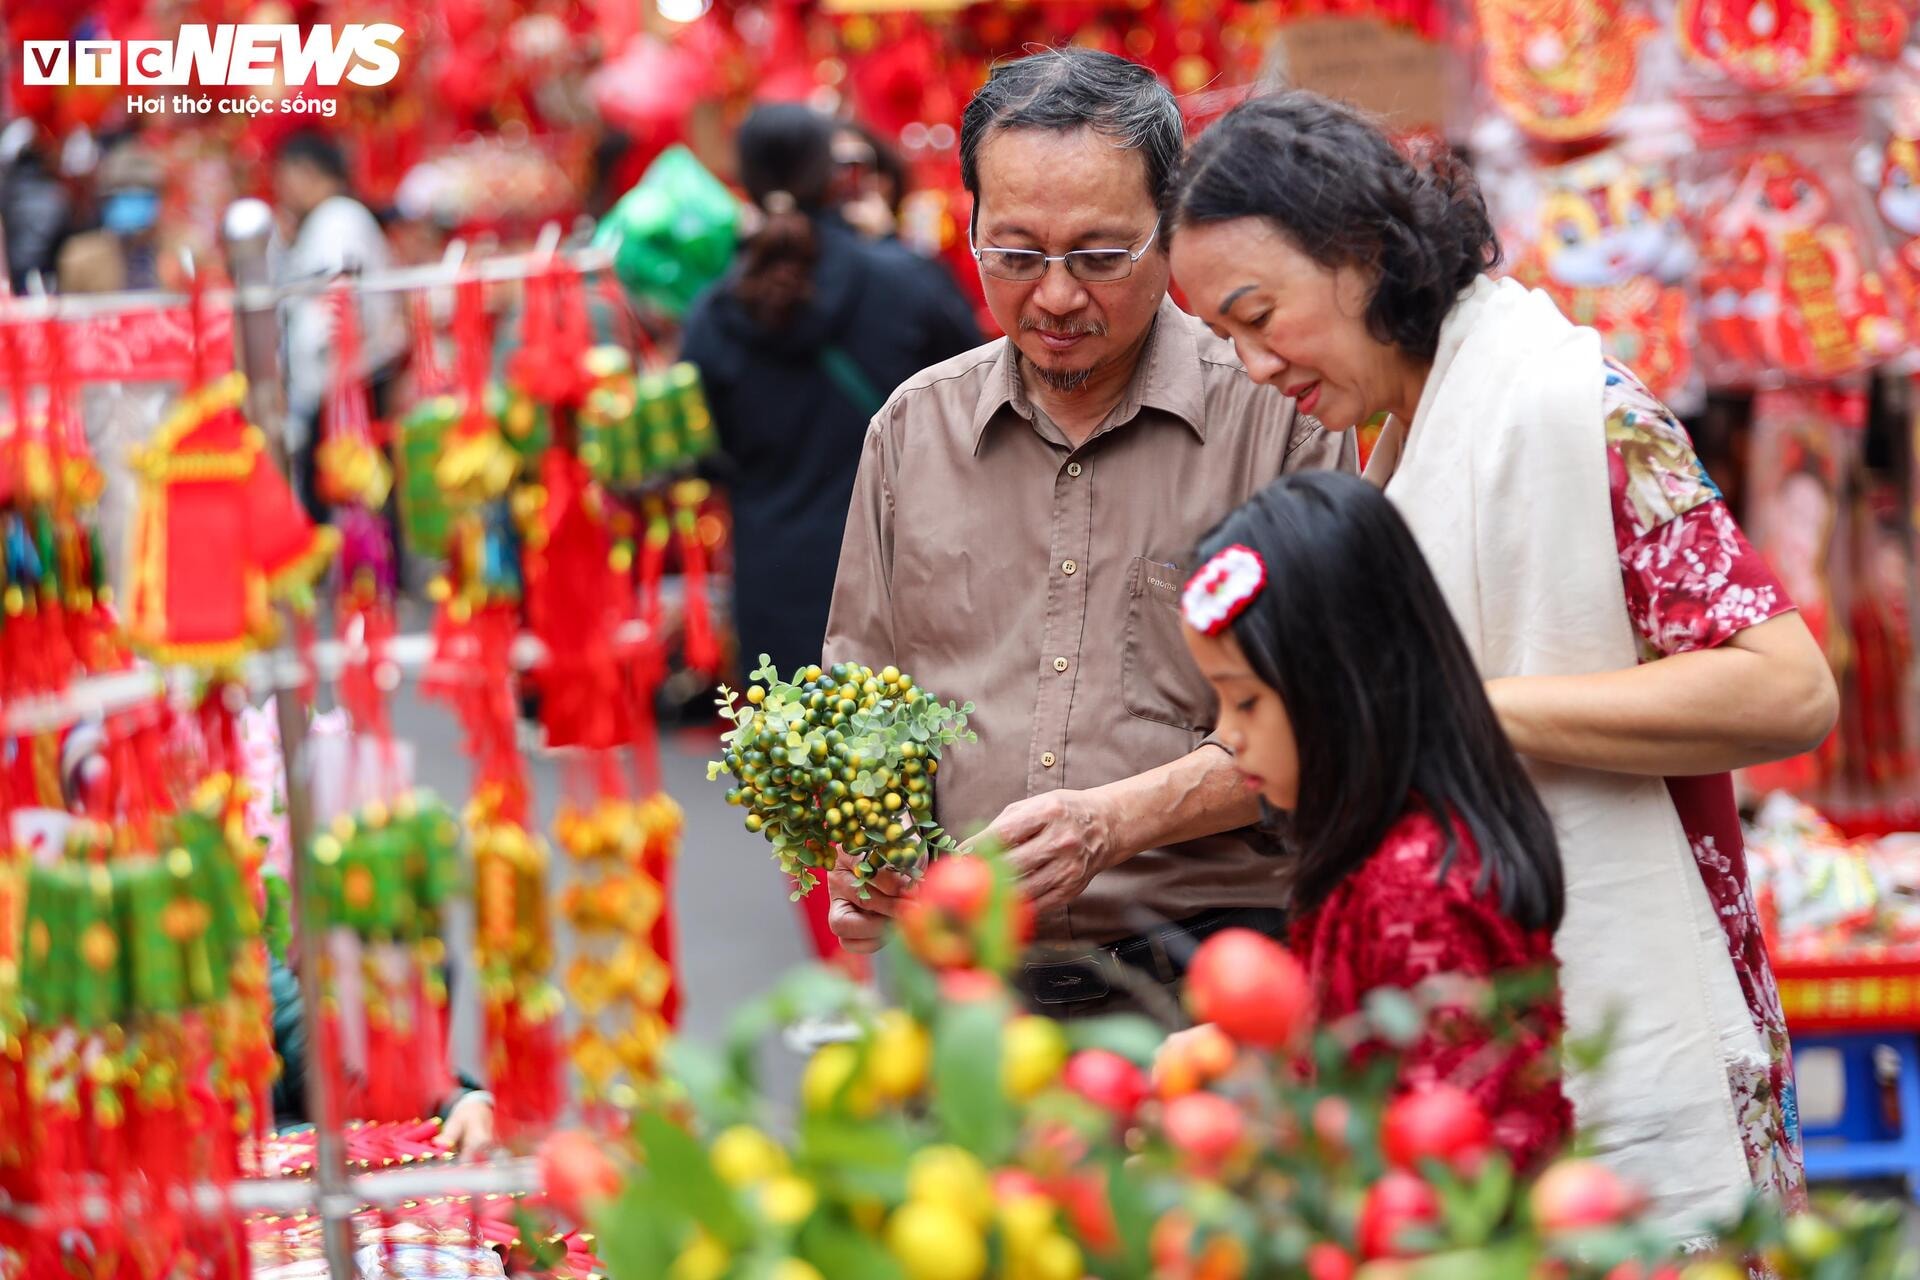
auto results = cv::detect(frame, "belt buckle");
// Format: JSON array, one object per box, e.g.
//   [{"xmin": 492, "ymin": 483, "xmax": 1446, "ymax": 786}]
[{"xmin": 1020, "ymin": 956, "xmax": 1112, "ymax": 1005}]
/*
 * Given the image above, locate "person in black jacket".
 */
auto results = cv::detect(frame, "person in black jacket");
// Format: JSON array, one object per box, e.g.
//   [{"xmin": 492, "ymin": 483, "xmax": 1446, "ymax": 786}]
[{"xmin": 681, "ymin": 105, "xmax": 981, "ymax": 688}]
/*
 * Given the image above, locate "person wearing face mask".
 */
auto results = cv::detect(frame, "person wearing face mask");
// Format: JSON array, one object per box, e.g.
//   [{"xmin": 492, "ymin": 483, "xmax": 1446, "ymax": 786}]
[
  {"xmin": 821, "ymin": 49, "xmax": 1352, "ymax": 1016},
  {"xmin": 1165, "ymin": 92, "xmax": 1836, "ymax": 1239},
  {"xmin": 58, "ymin": 138, "xmax": 163, "ymax": 294}
]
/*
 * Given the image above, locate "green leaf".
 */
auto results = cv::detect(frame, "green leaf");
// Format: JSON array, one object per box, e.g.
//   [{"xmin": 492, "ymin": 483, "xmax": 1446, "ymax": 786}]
[
  {"xmin": 1067, "ymin": 1015, "xmax": 1168, "ymax": 1066},
  {"xmin": 1411, "ymin": 1239, "xmax": 1537, "ymax": 1280},
  {"xmin": 1463, "ymin": 1155, "xmax": 1515, "ymax": 1245},
  {"xmin": 662, "ymin": 1039, "xmax": 746, "ymax": 1127},
  {"xmin": 633, "ymin": 1110, "xmax": 753, "ymax": 1249},
  {"xmin": 881, "ymin": 945, "xmax": 941, "ymax": 1025},
  {"xmin": 798, "ymin": 1116, "xmax": 915, "ymax": 1200},
  {"xmin": 798, "ymin": 1216, "xmax": 906, "ymax": 1280},
  {"xmin": 1102, "ymin": 1151, "xmax": 1154, "ymax": 1276},
  {"xmin": 510, "ymin": 1206, "xmax": 568, "ymax": 1271},
  {"xmin": 932, "ymin": 996, "xmax": 1016, "ymax": 1162},
  {"xmin": 591, "ymin": 1170, "xmax": 683, "ymax": 1280}
]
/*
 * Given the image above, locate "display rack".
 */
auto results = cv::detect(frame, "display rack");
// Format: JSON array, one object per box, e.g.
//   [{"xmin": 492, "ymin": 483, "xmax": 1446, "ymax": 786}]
[{"xmin": 0, "ymin": 199, "xmax": 646, "ymax": 1278}]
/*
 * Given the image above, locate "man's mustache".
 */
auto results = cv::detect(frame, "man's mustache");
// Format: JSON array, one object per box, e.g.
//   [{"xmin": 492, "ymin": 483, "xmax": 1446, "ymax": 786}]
[{"xmin": 1020, "ymin": 317, "xmax": 1109, "ymax": 338}]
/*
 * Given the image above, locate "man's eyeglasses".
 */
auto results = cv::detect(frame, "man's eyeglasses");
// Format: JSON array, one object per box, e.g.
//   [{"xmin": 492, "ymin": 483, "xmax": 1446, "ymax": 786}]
[{"xmin": 970, "ymin": 217, "xmax": 1160, "ymax": 283}]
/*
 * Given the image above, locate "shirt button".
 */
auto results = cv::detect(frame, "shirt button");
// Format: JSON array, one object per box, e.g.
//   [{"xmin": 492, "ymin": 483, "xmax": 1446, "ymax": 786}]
[
  {"xmin": 1040, "ymin": 751, "xmax": 1057, "ymax": 768},
  {"xmin": 1066, "ymin": 462, "xmax": 1083, "ymax": 478},
  {"xmin": 1062, "ymin": 559, "xmax": 1077, "ymax": 576},
  {"xmin": 1053, "ymin": 657, "xmax": 1069, "ymax": 673}
]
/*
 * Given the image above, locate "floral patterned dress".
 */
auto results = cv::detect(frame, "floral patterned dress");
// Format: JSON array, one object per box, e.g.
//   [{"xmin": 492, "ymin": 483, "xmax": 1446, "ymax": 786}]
[{"xmin": 1602, "ymin": 358, "xmax": 1807, "ymax": 1209}]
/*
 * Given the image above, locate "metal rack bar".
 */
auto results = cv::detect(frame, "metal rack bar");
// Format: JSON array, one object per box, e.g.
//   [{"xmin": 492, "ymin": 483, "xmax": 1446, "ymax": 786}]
[
  {"xmin": 0, "ymin": 1158, "xmax": 544, "ymax": 1225},
  {"xmin": 0, "ymin": 237, "xmax": 613, "ymax": 323},
  {"xmin": 223, "ymin": 194, "xmax": 357, "ymax": 1279}
]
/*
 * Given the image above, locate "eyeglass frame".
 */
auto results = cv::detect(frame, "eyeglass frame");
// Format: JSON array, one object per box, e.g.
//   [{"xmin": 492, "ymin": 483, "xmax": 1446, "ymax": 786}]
[{"xmin": 968, "ymin": 216, "xmax": 1162, "ymax": 283}]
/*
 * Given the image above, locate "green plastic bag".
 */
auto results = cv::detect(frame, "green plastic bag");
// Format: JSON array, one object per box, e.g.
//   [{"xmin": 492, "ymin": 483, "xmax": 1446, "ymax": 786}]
[{"xmin": 595, "ymin": 145, "xmax": 740, "ymax": 317}]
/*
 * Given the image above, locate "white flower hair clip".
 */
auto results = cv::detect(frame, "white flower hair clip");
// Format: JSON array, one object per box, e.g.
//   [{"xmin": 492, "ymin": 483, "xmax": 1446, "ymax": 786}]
[{"xmin": 1182, "ymin": 544, "xmax": 1267, "ymax": 635}]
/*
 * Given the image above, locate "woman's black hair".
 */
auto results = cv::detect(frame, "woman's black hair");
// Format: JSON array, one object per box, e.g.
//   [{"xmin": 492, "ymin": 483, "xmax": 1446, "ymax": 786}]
[
  {"xmin": 1168, "ymin": 92, "xmax": 1501, "ymax": 362},
  {"xmin": 1198, "ymin": 471, "xmax": 1564, "ymax": 933},
  {"xmin": 732, "ymin": 104, "xmax": 837, "ymax": 329}
]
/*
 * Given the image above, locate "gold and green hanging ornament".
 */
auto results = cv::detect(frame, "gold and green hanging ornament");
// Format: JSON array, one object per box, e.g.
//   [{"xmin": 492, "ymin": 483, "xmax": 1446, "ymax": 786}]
[
  {"xmin": 11, "ymin": 814, "xmax": 264, "ymax": 1226},
  {"xmin": 306, "ymin": 790, "xmax": 461, "ymax": 1123},
  {"xmin": 397, "ymin": 292, "xmax": 458, "ymax": 559},
  {"xmin": 575, "ymin": 346, "xmax": 642, "ymax": 489},
  {"xmin": 556, "ymin": 787, "xmax": 681, "ymax": 1115},
  {"xmin": 468, "ymin": 782, "xmax": 563, "ymax": 1141},
  {"xmin": 577, "ymin": 350, "xmax": 716, "ymax": 493},
  {"xmin": 176, "ymin": 775, "xmax": 278, "ymax": 1168}
]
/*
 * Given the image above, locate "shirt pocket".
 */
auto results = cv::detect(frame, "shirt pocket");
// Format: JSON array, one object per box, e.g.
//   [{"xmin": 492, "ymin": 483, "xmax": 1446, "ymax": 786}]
[{"xmin": 1122, "ymin": 555, "xmax": 1213, "ymax": 733}]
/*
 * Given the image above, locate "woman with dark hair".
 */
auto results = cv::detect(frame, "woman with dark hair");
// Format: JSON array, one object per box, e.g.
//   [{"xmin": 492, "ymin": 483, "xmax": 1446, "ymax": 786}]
[
  {"xmin": 680, "ymin": 104, "xmax": 979, "ymax": 967},
  {"xmin": 1182, "ymin": 471, "xmax": 1569, "ymax": 1171},
  {"xmin": 1166, "ymin": 92, "xmax": 1835, "ymax": 1233}
]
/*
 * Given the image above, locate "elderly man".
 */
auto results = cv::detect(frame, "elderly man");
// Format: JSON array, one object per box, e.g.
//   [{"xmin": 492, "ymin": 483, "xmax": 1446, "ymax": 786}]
[{"xmin": 822, "ymin": 49, "xmax": 1352, "ymax": 1014}]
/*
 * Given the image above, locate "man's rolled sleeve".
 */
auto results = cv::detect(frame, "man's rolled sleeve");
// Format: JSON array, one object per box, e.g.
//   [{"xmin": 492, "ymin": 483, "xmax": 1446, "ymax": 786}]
[{"xmin": 822, "ymin": 415, "xmax": 898, "ymax": 671}]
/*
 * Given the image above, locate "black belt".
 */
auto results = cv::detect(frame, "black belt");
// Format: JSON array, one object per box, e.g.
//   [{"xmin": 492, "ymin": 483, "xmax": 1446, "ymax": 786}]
[{"xmin": 1018, "ymin": 906, "xmax": 1289, "ymax": 1007}]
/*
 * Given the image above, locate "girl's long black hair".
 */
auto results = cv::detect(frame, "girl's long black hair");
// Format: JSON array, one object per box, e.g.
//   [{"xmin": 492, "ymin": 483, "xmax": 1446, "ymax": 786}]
[{"xmin": 1199, "ymin": 472, "xmax": 1564, "ymax": 933}]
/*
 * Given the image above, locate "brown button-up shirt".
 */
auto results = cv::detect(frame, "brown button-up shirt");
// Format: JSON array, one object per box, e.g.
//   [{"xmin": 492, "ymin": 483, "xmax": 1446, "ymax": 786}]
[{"xmin": 823, "ymin": 297, "xmax": 1354, "ymax": 944}]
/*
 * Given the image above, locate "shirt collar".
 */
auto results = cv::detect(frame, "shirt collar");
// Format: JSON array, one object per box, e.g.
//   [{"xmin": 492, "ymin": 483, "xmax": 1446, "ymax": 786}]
[{"xmin": 968, "ymin": 295, "xmax": 1210, "ymax": 454}]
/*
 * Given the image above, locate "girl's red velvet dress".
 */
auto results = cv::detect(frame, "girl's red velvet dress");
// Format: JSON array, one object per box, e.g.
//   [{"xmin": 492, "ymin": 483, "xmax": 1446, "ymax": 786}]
[{"xmin": 1291, "ymin": 807, "xmax": 1572, "ymax": 1172}]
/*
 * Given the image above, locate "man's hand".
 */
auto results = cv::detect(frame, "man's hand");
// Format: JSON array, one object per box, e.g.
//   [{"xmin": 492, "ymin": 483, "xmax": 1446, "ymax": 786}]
[
  {"xmin": 436, "ymin": 1092, "xmax": 496, "ymax": 1160},
  {"xmin": 962, "ymin": 790, "xmax": 1114, "ymax": 917},
  {"xmin": 827, "ymin": 848, "xmax": 915, "ymax": 954}
]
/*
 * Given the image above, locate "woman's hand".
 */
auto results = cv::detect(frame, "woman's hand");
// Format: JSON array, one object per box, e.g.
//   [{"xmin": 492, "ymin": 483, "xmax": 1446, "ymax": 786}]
[
  {"xmin": 437, "ymin": 1092, "xmax": 497, "ymax": 1160},
  {"xmin": 1487, "ymin": 612, "xmax": 1838, "ymax": 777}
]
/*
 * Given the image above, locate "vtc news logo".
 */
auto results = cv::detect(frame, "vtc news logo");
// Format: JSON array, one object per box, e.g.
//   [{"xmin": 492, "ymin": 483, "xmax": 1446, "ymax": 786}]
[{"xmin": 21, "ymin": 24, "xmax": 404, "ymax": 88}]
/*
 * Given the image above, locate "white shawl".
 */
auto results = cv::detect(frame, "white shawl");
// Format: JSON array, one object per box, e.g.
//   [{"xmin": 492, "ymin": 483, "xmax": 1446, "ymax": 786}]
[{"xmin": 1365, "ymin": 276, "xmax": 1759, "ymax": 1237}]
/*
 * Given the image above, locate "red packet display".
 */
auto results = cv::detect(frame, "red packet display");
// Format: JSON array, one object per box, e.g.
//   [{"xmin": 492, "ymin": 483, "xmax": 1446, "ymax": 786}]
[
  {"xmin": 1475, "ymin": 0, "xmax": 1656, "ymax": 143},
  {"xmin": 1673, "ymin": 0, "xmax": 1912, "ymax": 95},
  {"xmin": 1692, "ymin": 144, "xmax": 1908, "ymax": 385},
  {"xmin": 1499, "ymin": 147, "xmax": 1702, "ymax": 407},
  {"xmin": 1858, "ymin": 78, "xmax": 1920, "ymax": 356}
]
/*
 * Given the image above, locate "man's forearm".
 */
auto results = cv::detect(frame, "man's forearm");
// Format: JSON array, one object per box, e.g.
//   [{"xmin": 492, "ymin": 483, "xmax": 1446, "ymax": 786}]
[{"xmin": 1086, "ymin": 744, "xmax": 1260, "ymax": 870}]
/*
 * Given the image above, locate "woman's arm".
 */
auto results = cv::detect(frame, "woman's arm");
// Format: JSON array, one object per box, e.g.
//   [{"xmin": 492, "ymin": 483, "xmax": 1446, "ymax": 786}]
[{"xmin": 1488, "ymin": 611, "xmax": 1838, "ymax": 777}]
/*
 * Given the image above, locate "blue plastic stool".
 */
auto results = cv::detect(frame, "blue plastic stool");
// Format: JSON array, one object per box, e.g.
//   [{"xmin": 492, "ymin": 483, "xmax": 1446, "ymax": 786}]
[{"xmin": 1796, "ymin": 1030, "xmax": 1920, "ymax": 1196}]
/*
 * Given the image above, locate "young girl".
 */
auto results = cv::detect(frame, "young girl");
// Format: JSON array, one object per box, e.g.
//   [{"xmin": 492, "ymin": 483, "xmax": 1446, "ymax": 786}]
[{"xmin": 1180, "ymin": 471, "xmax": 1570, "ymax": 1171}]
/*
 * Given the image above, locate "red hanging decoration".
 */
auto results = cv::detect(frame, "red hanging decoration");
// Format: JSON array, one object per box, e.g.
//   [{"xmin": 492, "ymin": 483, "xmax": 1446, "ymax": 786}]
[{"xmin": 126, "ymin": 375, "xmax": 337, "ymax": 665}]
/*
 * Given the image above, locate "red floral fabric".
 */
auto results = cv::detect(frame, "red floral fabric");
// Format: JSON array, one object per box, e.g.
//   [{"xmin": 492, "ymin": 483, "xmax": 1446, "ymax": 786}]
[
  {"xmin": 1602, "ymin": 358, "xmax": 1807, "ymax": 1208},
  {"xmin": 1291, "ymin": 808, "xmax": 1571, "ymax": 1174}
]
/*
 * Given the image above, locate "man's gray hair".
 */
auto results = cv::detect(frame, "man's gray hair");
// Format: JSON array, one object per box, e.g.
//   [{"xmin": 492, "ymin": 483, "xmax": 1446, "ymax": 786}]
[{"xmin": 959, "ymin": 48, "xmax": 1184, "ymax": 216}]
